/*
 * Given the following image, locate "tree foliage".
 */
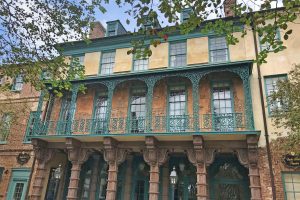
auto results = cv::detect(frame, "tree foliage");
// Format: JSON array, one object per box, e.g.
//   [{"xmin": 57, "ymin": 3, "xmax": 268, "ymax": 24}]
[
  {"xmin": 0, "ymin": 0, "xmax": 300, "ymax": 94},
  {"xmin": 0, "ymin": 0, "xmax": 105, "ymax": 94},
  {"xmin": 270, "ymin": 64, "xmax": 300, "ymax": 153}
]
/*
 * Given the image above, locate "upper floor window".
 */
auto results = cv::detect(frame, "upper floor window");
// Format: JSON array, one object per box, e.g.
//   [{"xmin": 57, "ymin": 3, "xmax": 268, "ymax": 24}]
[
  {"xmin": 71, "ymin": 55, "xmax": 85, "ymax": 67},
  {"xmin": 212, "ymin": 82, "xmax": 233, "ymax": 131},
  {"xmin": 181, "ymin": 8, "xmax": 192, "ymax": 23},
  {"xmin": 209, "ymin": 37, "xmax": 229, "ymax": 63},
  {"xmin": 282, "ymin": 172, "xmax": 300, "ymax": 200},
  {"xmin": 107, "ymin": 23, "xmax": 117, "ymax": 36},
  {"xmin": 259, "ymin": 29, "xmax": 281, "ymax": 51},
  {"xmin": 168, "ymin": 85, "xmax": 186, "ymax": 132},
  {"xmin": 0, "ymin": 113, "xmax": 11, "ymax": 142},
  {"xmin": 129, "ymin": 88, "xmax": 146, "ymax": 133},
  {"xmin": 24, "ymin": 111, "xmax": 39, "ymax": 142},
  {"xmin": 133, "ymin": 49, "xmax": 148, "ymax": 71},
  {"xmin": 264, "ymin": 75, "xmax": 287, "ymax": 114},
  {"xmin": 93, "ymin": 91, "xmax": 108, "ymax": 134},
  {"xmin": 100, "ymin": 52, "xmax": 115, "ymax": 75},
  {"xmin": 170, "ymin": 42, "xmax": 186, "ymax": 68},
  {"xmin": 11, "ymin": 74, "xmax": 23, "ymax": 91},
  {"xmin": 0, "ymin": 75, "xmax": 4, "ymax": 85},
  {"xmin": 212, "ymin": 82, "xmax": 233, "ymax": 114}
]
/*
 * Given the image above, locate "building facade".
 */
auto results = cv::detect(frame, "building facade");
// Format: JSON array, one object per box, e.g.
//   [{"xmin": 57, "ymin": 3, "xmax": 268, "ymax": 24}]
[{"xmin": 0, "ymin": 10, "xmax": 300, "ymax": 200}]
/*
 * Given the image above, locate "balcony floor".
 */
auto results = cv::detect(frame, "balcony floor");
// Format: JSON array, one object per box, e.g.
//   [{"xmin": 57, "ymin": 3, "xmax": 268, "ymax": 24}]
[{"xmin": 30, "ymin": 130, "xmax": 261, "ymax": 143}]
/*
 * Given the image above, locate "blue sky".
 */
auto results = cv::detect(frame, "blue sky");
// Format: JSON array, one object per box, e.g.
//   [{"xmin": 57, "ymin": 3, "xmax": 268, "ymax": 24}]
[
  {"xmin": 93, "ymin": 0, "xmax": 284, "ymax": 32},
  {"xmin": 93, "ymin": 1, "xmax": 170, "ymax": 32}
]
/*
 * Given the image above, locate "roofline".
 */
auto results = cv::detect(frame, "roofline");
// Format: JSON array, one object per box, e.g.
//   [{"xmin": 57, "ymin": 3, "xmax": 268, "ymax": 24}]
[{"xmin": 57, "ymin": 6, "xmax": 293, "ymax": 51}]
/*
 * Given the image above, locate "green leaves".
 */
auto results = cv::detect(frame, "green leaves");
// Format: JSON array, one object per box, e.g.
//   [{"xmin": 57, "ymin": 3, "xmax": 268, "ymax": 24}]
[{"xmin": 270, "ymin": 64, "xmax": 300, "ymax": 153}]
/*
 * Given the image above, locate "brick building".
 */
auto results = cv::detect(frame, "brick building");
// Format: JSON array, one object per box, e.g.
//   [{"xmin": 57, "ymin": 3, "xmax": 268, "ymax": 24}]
[{"xmin": 0, "ymin": 3, "xmax": 300, "ymax": 200}]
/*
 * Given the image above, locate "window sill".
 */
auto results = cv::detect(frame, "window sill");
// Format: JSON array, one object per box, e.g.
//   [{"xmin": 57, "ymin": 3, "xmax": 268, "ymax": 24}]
[
  {"xmin": 10, "ymin": 89, "xmax": 21, "ymax": 93},
  {"xmin": 0, "ymin": 141, "xmax": 7, "ymax": 145}
]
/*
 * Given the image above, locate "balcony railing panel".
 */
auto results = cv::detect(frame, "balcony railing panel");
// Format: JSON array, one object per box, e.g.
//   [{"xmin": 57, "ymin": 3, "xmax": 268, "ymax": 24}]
[{"xmin": 31, "ymin": 113, "xmax": 249, "ymax": 136}]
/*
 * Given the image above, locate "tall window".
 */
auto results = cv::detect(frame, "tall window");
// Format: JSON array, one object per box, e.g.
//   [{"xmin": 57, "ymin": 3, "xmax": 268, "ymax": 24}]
[
  {"xmin": 282, "ymin": 172, "xmax": 300, "ymax": 200},
  {"xmin": 12, "ymin": 74, "xmax": 23, "ymax": 91},
  {"xmin": 170, "ymin": 42, "xmax": 186, "ymax": 67},
  {"xmin": 130, "ymin": 88, "xmax": 146, "ymax": 133},
  {"xmin": 107, "ymin": 23, "xmax": 117, "ymax": 36},
  {"xmin": 0, "ymin": 113, "xmax": 11, "ymax": 142},
  {"xmin": 133, "ymin": 49, "xmax": 148, "ymax": 71},
  {"xmin": 132, "ymin": 157, "xmax": 149, "ymax": 200},
  {"xmin": 72, "ymin": 55, "xmax": 84, "ymax": 66},
  {"xmin": 0, "ymin": 75, "xmax": 4, "ymax": 85},
  {"xmin": 168, "ymin": 86, "xmax": 186, "ymax": 132},
  {"xmin": 181, "ymin": 8, "xmax": 192, "ymax": 23},
  {"xmin": 209, "ymin": 37, "xmax": 229, "ymax": 63},
  {"xmin": 93, "ymin": 91, "xmax": 108, "ymax": 133},
  {"xmin": 100, "ymin": 52, "xmax": 115, "ymax": 75},
  {"xmin": 97, "ymin": 163, "xmax": 108, "ymax": 200},
  {"xmin": 259, "ymin": 29, "xmax": 281, "ymax": 51},
  {"xmin": 58, "ymin": 93, "xmax": 74, "ymax": 134},
  {"xmin": 24, "ymin": 111, "xmax": 38, "ymax": 142},
  {"xmin": 212, "ymin": 82, "xmax": 233, "ymax": 131},
  {"xmin": 264, "ymin": 75, "xmax": 287, "ymax": 114},
  {"xmin": 45, "ymin": 167, "xmax": 61, "ymax": 200}
]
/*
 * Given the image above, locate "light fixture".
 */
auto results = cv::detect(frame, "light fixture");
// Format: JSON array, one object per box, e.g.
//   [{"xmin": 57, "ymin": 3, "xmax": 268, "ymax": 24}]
[
  {"xmin": 54, "ymin": 164, "xmax": 62, "ymax": 179},
  {"xmin": 139, "ymin": 162, "xmax": 145, "ymax": 171},
  {"xmin": 179, "ymin": 163, "xmax": 185, "ymax": 172},
  {"xmin": 169, "ymin": 166, "xmax": 178, "ymax": 185}
]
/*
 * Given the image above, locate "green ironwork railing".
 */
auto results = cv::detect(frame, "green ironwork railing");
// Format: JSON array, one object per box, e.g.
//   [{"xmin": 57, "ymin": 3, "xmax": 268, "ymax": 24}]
[{"xmin": 31, "ymin": 113, "xmax": 248, "ymax": 136}]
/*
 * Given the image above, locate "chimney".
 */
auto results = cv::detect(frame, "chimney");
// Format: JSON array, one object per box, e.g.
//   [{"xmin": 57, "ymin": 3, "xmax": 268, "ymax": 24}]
[
  {"xmin": 224, "ymin": 0, "xmax": 236, "ymax": 17},
  {"xmin": 89, "ymin": 21, "xmax": 106, "ymax": 39}
]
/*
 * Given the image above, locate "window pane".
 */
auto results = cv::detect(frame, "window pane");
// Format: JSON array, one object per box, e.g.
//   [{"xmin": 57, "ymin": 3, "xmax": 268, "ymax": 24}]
[
  {"xmin": 283, "ymin": 173, "xmax": 300, "ymax": 200},
  {"xmin": 209, "ymin": 37, "xmax": 228, "ymax": 63},
  {"xmin": 130, "ymin": 88, "xmax": 146, "ymax": 133},
  {"xmin": 101, "ymin": 52, "xmax": 115, "ymax": 75},
  {"xmin": 169, "ymin": 86, "xmax": 186, "ymax": 132},
  {"xmin": 13, "ymin": 183, "xmax": 25, "ymax": 200},
  {"xmin": 264, "ymin": 75, "xmax": 287, "ymax": 113},
  {"xmin": 12, "ymin": 74, "xmax": 23, "ymax": 91},
  {"xmin": 170, "ymin": 42, "xmax": 186, "ymax": 67}
]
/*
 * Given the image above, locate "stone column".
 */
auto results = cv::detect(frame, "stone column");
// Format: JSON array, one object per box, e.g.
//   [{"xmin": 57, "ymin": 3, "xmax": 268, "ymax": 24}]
[
  {"xmin": 103, "ymin": 137, "xmax": 128, "ymax": 200},
  {"xmin": 247, "ymin": 135, "xmax": 262, "ymax": 200},
  {"xmin": 89, "ymin": 155, "xmax": 101, "ymax": 200},
  {"xmin": 143, "ymin": 136, "xmax": 168, "ymax": 200},
  {"xmin": 187, "ymin": 135, "xmax": 208, "ymax": 200},
  {"xmin": 31, "ymin": 139, "xmax": 55, "ymax": 200},
  {"xmin": 66, "ymin": 138, "xmax": 91, "ymax": 200}
]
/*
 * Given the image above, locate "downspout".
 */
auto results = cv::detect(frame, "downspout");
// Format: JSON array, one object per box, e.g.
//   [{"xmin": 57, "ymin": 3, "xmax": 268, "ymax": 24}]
[{"xmin": 251, "ymin": 24, "xmax": 276, "ymax": 199}]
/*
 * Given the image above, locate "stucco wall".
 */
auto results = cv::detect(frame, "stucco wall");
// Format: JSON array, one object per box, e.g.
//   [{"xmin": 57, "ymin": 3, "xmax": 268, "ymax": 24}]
[
  {"xmin": 229, "ymin": 32, "xmax": 247, "ymax": 61},
  {"xmin": 250, "ymin": 17, "xmax": 300, "ymax": 146}
]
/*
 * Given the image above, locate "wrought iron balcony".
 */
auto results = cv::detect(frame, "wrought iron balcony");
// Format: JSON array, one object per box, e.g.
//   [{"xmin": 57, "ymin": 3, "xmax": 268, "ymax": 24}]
[{"xmin": 31, "ymin": 113, "xmax": 249, "ymax": 136}]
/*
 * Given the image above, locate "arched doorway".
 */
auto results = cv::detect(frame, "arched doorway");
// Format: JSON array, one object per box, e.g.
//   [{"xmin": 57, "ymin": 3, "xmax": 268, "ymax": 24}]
[
  {"xmin": 169, "ymin": 156, "xmax": 197, "ymax": 200},
  {"xmin": 208, "ymin": 154, "xmax": 250, "ymax": 200}
]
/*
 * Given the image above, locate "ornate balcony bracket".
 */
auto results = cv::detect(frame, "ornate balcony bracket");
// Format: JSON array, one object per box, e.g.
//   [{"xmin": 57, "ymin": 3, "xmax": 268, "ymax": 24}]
[{"xmin": 143, "ymin": 136, "xmax": 168, "ymax": 166}]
